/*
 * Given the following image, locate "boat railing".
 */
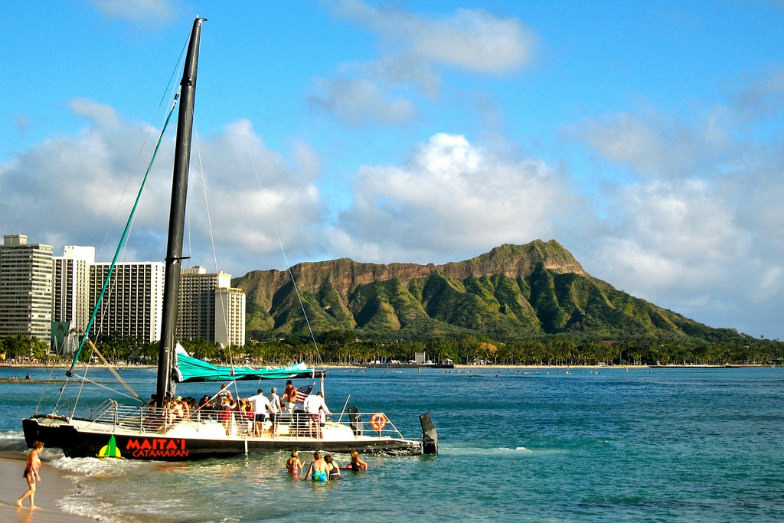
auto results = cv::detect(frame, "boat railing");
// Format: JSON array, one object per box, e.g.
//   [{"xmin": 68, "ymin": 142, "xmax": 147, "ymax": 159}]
[{"xmin": 83, "ymin": 403, "xmax": 408, "ymax": 440}]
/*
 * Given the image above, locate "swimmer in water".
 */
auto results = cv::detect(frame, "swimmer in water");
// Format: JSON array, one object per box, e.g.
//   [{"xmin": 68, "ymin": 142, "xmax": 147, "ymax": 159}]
[
  {"xmin": 286, "ymin": 450, "xmax": 304, "ymax": 475},
  {"xmin": 302, "ymin": 451, "xmax": 329, "ymax": 482},
  {"xmin": 340, "ymin": 449, "xmax": 368, "ymax": 471}
]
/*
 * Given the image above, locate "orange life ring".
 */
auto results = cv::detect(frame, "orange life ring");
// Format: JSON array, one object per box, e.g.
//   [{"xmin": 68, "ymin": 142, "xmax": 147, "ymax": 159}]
[{"xmin": 370, "ymin": 412, "xmax": 387, "ymax": 431}]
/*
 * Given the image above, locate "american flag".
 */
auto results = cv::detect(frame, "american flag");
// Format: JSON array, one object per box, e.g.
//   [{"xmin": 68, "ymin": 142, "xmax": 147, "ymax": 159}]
[{"xmin": 296, "ymin": 384, "xmax": 313, "ymax": 404}]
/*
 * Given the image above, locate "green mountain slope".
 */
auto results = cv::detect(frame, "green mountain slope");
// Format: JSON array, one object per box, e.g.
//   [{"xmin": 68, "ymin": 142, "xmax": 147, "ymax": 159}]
[{"xmin": 233, "ymin": 239, "xmax": 737, "ymax": 341}]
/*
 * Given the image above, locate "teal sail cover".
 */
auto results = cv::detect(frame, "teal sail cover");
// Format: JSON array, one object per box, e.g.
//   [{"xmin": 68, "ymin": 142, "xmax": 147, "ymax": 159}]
[{"xmin": 173, "ymin": 346, "xmax": 322, "ymax": 383}]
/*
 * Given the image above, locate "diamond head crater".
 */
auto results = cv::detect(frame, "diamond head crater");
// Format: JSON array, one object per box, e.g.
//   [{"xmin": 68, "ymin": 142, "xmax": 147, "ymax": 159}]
[{"xmin": 231, "ymin": 240, "xmax": 782, "ymax": 366}]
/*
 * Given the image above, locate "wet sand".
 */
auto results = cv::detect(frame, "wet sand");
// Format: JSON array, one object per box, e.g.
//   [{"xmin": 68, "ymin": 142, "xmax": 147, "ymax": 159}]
[{"xmin": 0, "ymin": 453, "xmax": 96, "ymax": 522}]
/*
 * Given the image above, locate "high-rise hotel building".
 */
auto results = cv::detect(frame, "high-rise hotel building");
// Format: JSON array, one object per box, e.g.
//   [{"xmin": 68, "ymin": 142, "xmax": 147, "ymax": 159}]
[
  {"xmin": 178, "ymin": 267, "xmax": 246, "ymax": 347},
  {"xmin": 0, "ymin": 234, "xmax": 246, "ymax": 347},
  {"xmin": 89, "ymin": 262, "xmax": 165, "ymax": 344},
  {"xmin": 53, "ymin": 246, "xmax": 95, "ymax": 335},
  {"xmin": 0, "ymin": 235, "xmax": 53, "ymax": 341}
]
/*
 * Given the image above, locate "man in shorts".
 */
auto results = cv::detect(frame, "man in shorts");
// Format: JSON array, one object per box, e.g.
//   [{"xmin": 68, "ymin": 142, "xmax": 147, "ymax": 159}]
[
  {"xmin": 303, "ymin": 391, "xmax": 330, "ymax": 438},
  {"xmin": 247, "ymin": 389, "xmax": 272, "ymax": 437}
]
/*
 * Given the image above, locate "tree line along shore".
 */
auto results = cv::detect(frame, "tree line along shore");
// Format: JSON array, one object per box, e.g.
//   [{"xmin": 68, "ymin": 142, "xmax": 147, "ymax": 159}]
[{"xmin": 2, "ymin": 330, "xmax": 782, "ymax": 368}]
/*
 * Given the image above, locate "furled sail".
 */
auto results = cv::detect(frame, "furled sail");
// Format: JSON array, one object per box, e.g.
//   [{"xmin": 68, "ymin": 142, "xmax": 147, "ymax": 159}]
[{"xmin": 172, "ymin": 345, "xmax": 323, "ymax": 382}]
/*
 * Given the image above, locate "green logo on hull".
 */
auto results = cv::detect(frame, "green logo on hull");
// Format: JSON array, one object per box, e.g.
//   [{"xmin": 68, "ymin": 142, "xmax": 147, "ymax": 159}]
[{"xmin": 98, "ymin": 435, "xmax": 123, "ymax": 458}]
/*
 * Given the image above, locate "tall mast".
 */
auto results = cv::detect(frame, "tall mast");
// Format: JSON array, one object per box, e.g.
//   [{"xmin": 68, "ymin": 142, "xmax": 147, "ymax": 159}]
[{"xmin": 156, "ymin": 17, "xmax": 206, "ymax": 407}]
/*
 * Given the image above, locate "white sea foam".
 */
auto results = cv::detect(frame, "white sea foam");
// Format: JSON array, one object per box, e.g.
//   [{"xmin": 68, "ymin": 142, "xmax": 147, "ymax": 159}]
[
  {"xmin": 437, "ymin": 444, "xmax": 569, "ymax": 457},
  {"xmin": 438, "ymin": 445, "xmax": 530, "ymax": 455},
  {"xmin": 0, "ymin": 430, "xmax": 27, "ymax": 451},
  {"xmin": 50, "ymin": 455, "xmax": 149, "ymax": 478}
]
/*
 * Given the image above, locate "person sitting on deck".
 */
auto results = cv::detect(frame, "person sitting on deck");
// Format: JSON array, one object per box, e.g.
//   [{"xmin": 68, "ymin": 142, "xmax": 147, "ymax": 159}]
[
  {"xmin": 169, "ymin": 396, "xmax": 185, "ymax": 424},
  {"xmin": 197, "ymin": 395, "xmax": 214, "ymax": 421}
]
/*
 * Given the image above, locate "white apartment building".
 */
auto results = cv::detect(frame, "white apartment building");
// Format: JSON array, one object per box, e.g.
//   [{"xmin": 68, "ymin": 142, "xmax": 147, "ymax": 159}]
[
  {"xmin": 0, "ymin": 235, "xmax": 246, "ymax": 348},
  {"xmin": 90, "ymin": 262, "xmax": 165, "ymax": 344},
  {"xmin": 0, "ymin": 234, "xmax": 53, "ymax": 341},
  {"xmin": 178, "ymin": 266, "xmax": 246, "ymax": 347},
  {"xmin": 53, "ymin": 246, "xmax": 95, "ymax": 336},
  {"xmin": 215, "ymin": 286, "xmax": 246, "ymax": 348}
]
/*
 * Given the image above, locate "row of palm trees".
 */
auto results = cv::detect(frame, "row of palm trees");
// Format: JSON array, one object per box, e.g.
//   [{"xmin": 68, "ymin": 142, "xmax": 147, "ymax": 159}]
[{"xmin": 2, "ymin": 332, "xmax": 782, "ymax": 367}]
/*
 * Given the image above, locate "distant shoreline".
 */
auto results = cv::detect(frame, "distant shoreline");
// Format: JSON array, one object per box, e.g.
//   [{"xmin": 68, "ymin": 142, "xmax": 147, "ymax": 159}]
[{"xmin": 1, "ymin": 362, "xmax": 777, "ymax": 372}]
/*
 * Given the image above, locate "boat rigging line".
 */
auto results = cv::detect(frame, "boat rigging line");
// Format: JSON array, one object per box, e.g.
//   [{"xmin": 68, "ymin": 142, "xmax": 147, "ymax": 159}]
[{"xmin": 244, "ymin": 146, "xmax": 324, "ymax": 366}]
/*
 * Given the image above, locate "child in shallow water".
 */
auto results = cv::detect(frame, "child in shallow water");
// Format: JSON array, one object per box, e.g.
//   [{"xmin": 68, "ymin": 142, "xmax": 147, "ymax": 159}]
[{"xmin": 286, "ymin": 450, "xmax": 304, "ymax": 474}]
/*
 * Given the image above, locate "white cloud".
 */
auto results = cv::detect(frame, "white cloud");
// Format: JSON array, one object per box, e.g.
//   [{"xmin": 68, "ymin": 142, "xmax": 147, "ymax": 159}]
[
  {"xmin": 576, "ymin": 110, "xmax": 731, "ymax": 179},
  {"xmin": 69, "ymin": 99, "xmax": 122, "ymax": 129},
  {"xmin": 314, "ymin": 1, "xmax": 537, "ymax": 125},
  {"xmin": 573, "ymin": 72, "xmax": 784, "ymax": 337},
  {"xmin": 332, "ymin": 133, "xmax": 573, "ymax": 263},
  {"xmin": 309, "ymin": 77, "xmax": 418, "ymax": 126},
  {"xmin": 334, "ymin": 1, "xmax": 536, "ymax": 73},
  {"xmin": 0, "ymin": 103, "xmax": 325, "ymax": 276},
  {"xmin": 731, "ymin": 67, "xmax": 784, "ymax": 121}
]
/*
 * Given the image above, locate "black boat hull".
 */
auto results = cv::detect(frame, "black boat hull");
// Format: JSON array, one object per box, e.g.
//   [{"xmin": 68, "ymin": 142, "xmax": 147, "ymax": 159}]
[{"xmin": 22, "ymin": 416, "xmax": 423, "ymax": 461}]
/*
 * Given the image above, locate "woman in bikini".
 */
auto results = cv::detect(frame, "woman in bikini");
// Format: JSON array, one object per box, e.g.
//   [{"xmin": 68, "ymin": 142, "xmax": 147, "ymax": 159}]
[{"xmin": 17, "ymin": 441, "xmax": 44, "ymax": 508}]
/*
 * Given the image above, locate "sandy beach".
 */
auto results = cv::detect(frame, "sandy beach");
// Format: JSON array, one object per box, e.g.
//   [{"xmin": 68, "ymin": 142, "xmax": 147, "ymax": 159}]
[{"xmin": 0, "ymin": 452, "xmax": 96, "ymax": 522}]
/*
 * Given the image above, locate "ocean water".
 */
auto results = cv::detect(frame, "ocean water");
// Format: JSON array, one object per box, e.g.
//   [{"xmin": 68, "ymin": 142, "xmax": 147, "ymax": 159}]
[{"xmin": 1, "ymin": 366, "xmax": 782, "ymax": 522}]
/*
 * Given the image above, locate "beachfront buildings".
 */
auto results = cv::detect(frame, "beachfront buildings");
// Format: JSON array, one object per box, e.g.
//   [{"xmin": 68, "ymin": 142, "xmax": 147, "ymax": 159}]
[
  {"xmin": 0, "ymin": 235, "xmax": 53, "ymax": 342},
  {"xmin": 52, "ymin": 246, "xmax": 95, "ymax": 351},
  {"xmin": 0, "ymin": 234, "xmax": 247, "ymax": 349},
  {"xmin": 178, "ymin": 267, "xmax": 246, "ymax": 347},
  {"xmin": 89, "ymin": 261, "xmax": 166, "ymax": 344}
]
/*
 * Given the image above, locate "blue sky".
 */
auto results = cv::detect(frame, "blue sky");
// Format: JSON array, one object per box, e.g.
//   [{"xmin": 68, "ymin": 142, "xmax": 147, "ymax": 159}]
[{"xmin": 2, "ymin": 1, "xmax": 783, "ymax": 339}]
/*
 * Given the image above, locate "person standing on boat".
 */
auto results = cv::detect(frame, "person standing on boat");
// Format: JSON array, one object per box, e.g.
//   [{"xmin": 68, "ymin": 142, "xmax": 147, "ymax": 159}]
[
  {"xmin": 268, "ymin": 387, "xmax": 282, "ymax": 437},
  {"xmin": 247, "ymin": 389, "xmax": 272, "ymax": 437},
  {"xmin": 216, "ymin": 383, "xmax": 234, "ymax": 406},
  {"xmin": 219, "ymin": 397, "xmax": 236, "ymax": 436},
  {"xmin": 303, "ymin": 391, "xmax": 330, "ymax": 438},
  {"xmin": 283, "ymin": 380, "xmax": 297, "ymax": 412},
  {"xmin": 16, "ymin": 441, "xmax": 43, "ymax": 508}
]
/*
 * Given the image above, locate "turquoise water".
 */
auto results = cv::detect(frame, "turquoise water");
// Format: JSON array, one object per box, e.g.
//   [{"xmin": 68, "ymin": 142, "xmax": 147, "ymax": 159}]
[{"xmin": 1, "ymin": 366, "xmax": 782, "ymax": 522}]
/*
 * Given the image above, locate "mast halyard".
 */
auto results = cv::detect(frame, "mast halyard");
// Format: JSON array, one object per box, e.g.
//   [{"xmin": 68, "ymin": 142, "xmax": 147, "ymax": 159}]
[{"xmin": 156, "ymin": 17, "xmax": 206, "ymax": 408}]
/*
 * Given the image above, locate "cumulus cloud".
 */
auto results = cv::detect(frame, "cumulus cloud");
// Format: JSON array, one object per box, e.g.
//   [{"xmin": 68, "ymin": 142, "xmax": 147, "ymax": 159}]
[
  {"xmin": 0, "ymin": 101, "xmax": 324, "ymax": 276},
  {"xmin": 731, "ymin": 67, "xmax": 784, "ymax": 122},
  {"xmin": 573, "ymin": 71, "xmax": 784, "ymax": 337},
  {"xmin": 335, "ymin": 1, "xmax": 536, "ymax": 73},
  {"xmin": 575, "ymin": 110, "xmax": 732, "ymax": 179},
  {"xmin": 332, "ymin": 133, "xmax": 576, "ymax": 263},
  {"xmin": 313, "ymin": 1, "xmax": 537, "ymax": 125}
]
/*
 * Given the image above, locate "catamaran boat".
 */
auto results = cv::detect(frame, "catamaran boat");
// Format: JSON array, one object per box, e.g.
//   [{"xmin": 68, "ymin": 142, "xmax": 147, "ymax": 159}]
[{"xmin": 22, "ymin": 17, "xmax": 437, "ymax": 461}]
